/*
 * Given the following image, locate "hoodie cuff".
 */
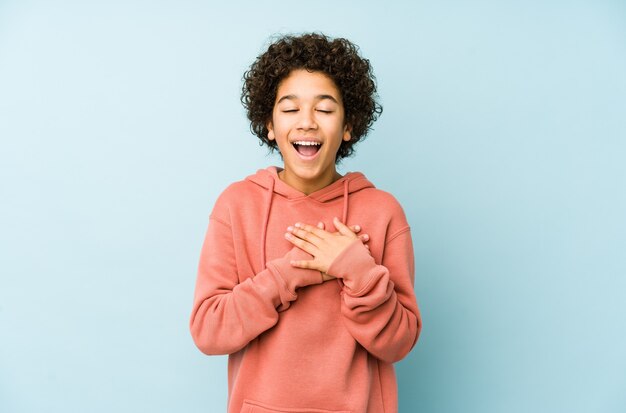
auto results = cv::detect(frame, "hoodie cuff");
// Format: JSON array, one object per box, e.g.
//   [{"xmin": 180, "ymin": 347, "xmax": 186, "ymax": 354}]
[
  {"xmin": 266, "ymin": 248, "xmax": 323, "ymax": 296},
  {"xmin": 326, "ymin": 239, "xmax": 377, "ymax": 294}
]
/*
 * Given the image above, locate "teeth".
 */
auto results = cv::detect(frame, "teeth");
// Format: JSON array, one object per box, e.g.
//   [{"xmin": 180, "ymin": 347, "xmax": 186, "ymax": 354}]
[{"xmin": 293, "ymin": 141, "xmax": 321, "ymax": 146}]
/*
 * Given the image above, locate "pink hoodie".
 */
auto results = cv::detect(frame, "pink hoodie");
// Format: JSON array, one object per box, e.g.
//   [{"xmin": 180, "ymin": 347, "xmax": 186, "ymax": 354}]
[{"xmin": 190, "ymin": 166, "xmax": 421, "ymax": 413}]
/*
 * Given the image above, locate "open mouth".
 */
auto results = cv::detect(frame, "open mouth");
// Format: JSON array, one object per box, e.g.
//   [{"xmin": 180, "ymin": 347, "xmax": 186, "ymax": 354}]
[{"xmin": 292, "ymin": 141, "xmax": 322, "ymax": 158}]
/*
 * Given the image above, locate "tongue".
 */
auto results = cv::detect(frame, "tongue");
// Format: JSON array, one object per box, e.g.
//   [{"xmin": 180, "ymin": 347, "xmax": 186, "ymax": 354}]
[{"xmin": 296, "ymin": 145, "xmax": 319, "ymax": 157}]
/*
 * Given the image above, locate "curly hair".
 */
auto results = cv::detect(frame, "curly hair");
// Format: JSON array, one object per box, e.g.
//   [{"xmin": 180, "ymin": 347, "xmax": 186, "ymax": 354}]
[{"xmin": 241, "ymin": 32, "xmax": 383, "ymax": 162}]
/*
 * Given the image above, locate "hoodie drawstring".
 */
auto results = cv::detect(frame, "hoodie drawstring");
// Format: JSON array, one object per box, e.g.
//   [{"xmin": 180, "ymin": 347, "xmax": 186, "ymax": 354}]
[
  {"xmin": 260, "ymin": 176, "xmax": 275, "ymax": 270},
  {"xmin": 341, "ymin": 178, "xmax": 350, "ymax": 224},
  {"xmin": 260, "ymin": 174, "xmax": 350, "ymax": 270}
]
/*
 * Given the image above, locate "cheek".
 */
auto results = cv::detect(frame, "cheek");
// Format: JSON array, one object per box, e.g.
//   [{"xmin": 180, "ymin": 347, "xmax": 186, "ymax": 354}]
[
  {"xmin": 327, "ymin": 122, "xmax": 347, "ymax": 140},
  {"xmin": 273, "ymin": 125, "xmax": 289, "ymax": 139},
  {"xmin": 271, "ymin": 116, "xmax": 291, "ymax": 135}
]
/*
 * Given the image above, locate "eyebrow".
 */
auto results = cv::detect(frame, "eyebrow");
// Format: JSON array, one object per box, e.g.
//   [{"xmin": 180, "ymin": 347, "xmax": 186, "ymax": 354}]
[{"xmin": 276, "ymin": 94, "xmax": 339, "ymax": 105}]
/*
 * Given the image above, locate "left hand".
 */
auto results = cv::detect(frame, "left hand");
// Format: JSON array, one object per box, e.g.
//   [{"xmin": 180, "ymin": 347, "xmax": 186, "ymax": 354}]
[{"xmin": 285, "ymin": 217, "xmax": 362, "ymax": 275}]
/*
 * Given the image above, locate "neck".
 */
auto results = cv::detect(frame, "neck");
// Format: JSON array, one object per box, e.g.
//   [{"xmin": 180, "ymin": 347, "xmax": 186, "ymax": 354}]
[{"xmin": 278, "ymin": 168, "xmax": 343, "ymax": 195}]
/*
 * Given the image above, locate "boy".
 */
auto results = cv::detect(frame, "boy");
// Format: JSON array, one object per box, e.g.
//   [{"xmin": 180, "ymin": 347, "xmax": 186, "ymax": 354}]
[{"xmin": 190, "ymin": 33, "xmax": 421, "ymax": 413}]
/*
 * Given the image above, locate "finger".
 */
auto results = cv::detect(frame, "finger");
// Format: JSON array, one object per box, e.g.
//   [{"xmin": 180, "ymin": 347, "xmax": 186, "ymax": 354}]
[
  {"xmin": 284, "ymin": 232, "xmax": 317, "ymax": 255},
  {"xmin": 333, "ymin": 217, "xmax": 357, "ymax": 238},
  {"xmin": 317, "ymin": 221, "xmax": 325, "ymax": 230},
  {"xmin": 288, "ymin": 225, "xmax": 323, "ymax": 244},
  {"xmin": 321, "ymin": 272, "xmax": 336, "ymax": 281},
  {"xmin": 292, "ymin": 222, "xmax": 328, "ymax": 239},
  {"xmin": 358, "ymin": 233, "xmax": 370, "ymax": 243},
  {"xmin": 290, "ymin": 259, "xmax": 323, "ymax": 272},
  {"xmin": 349, "ymin": 225, "xmax": 361, "ymax": 233}
]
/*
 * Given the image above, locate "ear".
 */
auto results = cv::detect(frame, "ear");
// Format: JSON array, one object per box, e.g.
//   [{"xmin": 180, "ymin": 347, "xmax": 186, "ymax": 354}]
[
  {"xmin": 343, "ymin": 124, "xmax": 352, "ymax": 142},
  {"xmin": 267, "ymin": 121, "xmax": 275, "ymax": 141}
]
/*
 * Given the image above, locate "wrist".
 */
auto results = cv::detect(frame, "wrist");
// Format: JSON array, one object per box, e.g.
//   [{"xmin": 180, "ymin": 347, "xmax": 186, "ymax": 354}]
[{"xmin": 268, "ymin": 248, "xmax": 323, "ymax": 292}]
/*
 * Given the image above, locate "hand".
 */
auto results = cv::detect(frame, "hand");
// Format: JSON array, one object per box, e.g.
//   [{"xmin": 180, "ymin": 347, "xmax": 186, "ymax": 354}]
[
  {"xmin": 315, "ymin": 221, "xmax": 369, "ymax": 280},
  {"xmin": 315, "ymin": 221, "xmax": 370, "ymax": 249},
  {"xmin": 285, "ymin": 217, "xmax": 369, "ymax": 277}
]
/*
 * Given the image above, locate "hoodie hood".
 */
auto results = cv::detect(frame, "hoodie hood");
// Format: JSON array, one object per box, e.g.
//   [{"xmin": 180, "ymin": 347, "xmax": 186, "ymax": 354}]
[
  {"xmin": 245, "ymin": 166, "xmax": 375, "ymax": 270},
  {"xmin": 246, "ymin": 166, "xmax": 375, "ymax": 203}
]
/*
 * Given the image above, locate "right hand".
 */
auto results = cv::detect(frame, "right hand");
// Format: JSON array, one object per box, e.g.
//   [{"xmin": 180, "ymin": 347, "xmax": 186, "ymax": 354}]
[{"xmin": 315, "ymin": 221, "xmax": 370, "ymax": 281}]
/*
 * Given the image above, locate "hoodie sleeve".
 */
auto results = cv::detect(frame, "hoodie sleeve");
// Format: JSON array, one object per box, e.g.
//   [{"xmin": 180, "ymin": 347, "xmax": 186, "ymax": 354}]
[
  {"xmin": 327, "ymin": 226, "xmax": 422, "ymax": 363},
  {"xmin": 189, "ymin": 213, "xmax": 323, "ymax": 356}
]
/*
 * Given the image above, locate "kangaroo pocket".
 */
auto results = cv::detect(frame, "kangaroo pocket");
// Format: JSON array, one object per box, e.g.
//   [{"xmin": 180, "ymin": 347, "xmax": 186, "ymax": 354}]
[{"xmin": 241, "ymin": 399, "xmax": 352, "ymax": 413}]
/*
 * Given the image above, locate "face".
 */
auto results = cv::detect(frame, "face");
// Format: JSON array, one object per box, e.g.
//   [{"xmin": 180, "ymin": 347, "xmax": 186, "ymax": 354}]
[{"xmin": 267, "ymin": 69, "xmax": 351, "ymax": 195}]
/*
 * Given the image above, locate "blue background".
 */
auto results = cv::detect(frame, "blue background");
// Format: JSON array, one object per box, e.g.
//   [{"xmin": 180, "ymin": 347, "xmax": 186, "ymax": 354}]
[{"xmin": 1, "ymin": 1, "xmax": 625, "ymax": 412}]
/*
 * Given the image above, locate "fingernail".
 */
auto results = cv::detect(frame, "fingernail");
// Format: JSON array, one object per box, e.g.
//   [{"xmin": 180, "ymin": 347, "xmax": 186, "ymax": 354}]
[
  {"xmin": 287, "ymin": 226, "xmax": 293, "ymax": 232},
  {"xmin": 284, "ymin": 233, "xmax": 291, "ymax": 239},
  {"xmin": 363, "ymin": 234, "xmax": 369, "ymax": 240},
  {"xmin": 295, "ymin": 222, "xmax": 301, "ymax": 228},
  {"xmin": 355, "ymin": 225, "xmax": 360, "ymax": 231}
]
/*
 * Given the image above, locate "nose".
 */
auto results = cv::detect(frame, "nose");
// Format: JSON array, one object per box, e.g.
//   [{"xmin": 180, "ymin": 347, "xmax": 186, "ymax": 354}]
[{"xmin": 296, "ymin": 108, "xmax": 317, "ymax": 130}]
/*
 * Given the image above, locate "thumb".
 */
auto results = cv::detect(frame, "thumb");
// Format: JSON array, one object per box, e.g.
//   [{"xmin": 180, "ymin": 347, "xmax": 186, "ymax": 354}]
[{"xmin": 333, "ymin": 217, "xmax": 354, "ymax": 237}]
